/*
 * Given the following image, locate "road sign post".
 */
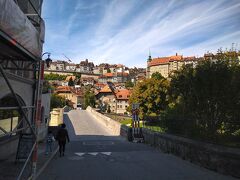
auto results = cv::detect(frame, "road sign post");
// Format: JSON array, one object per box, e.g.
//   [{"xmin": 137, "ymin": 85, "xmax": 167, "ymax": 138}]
[{"xmin": 132, "ymin": 103, "xmax": 143, "ymax": 142}]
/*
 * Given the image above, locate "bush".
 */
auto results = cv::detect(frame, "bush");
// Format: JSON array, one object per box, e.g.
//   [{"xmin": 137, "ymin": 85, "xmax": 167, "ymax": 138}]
[{"xmin": 50, "ymin": 94, "xmax": 66, "ymax": 109}]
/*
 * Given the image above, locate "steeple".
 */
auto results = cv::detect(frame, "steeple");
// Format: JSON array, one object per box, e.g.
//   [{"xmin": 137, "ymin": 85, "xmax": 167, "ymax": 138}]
[{"xmin": 147, "ymin": 49, "xmax": 152, "ymax": 62}]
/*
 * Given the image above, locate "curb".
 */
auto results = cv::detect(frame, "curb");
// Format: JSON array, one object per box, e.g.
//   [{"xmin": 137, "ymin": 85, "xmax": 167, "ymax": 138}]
[{"xmin": 35, "ymin": 147, "xmax": 59, "ymax": 179}]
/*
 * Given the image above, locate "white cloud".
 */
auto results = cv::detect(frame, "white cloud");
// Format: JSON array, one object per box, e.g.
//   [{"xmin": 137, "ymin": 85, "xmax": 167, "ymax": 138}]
[{"xmin": 43, "ymin": 0, "xmax": 240, "ymax": 67}]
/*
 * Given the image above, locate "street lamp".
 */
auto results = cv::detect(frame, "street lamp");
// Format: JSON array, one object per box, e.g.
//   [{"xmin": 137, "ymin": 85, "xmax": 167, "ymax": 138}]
[{"xmin": 42, "ymin": 52, "xmax": 52, "ymax": 67}]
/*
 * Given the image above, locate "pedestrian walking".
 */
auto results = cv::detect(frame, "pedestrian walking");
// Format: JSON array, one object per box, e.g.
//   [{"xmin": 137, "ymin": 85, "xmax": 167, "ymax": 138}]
[
  {"xmin": 45, "ymin": 130, "xmax": 54, "ymax": 155},
  {"xmin": 56, "ymin": 123, "xmax": 70, "ymax": 157}
]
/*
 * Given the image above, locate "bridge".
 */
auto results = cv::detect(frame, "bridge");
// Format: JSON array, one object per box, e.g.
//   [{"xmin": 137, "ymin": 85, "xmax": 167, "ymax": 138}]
[{"xmin": 38, "ymin": 110, "xmax": 233, "ymax": 180}]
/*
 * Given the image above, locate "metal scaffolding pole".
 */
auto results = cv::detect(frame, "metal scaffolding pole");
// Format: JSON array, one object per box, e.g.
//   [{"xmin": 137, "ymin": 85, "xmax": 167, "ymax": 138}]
[{"xmin": 0, "ymin": 64, "xmax": 37, "ymax": 138}]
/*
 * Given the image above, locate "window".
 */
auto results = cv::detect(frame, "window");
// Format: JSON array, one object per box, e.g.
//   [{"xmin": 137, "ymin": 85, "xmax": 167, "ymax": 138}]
[{"xmin": 0, "ymin": 94, "xmax": 25, "ymax": 140}]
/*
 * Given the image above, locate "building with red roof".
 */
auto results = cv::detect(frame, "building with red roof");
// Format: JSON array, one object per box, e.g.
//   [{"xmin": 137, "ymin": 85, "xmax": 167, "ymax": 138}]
[
  {"xmin": 55, "ymin": 86, "xmax": 83, "ymax": 109},
  {"xmin": 146, "ymin": 53, "xmax": 199, "ymax": 78},
  {"xmin": 98, "ymin": 72, "xmax": 129, "ymax": 84}
]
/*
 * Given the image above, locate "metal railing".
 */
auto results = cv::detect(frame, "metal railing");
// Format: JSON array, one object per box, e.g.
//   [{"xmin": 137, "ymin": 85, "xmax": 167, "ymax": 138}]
[{"xmin": 17, "ymin": 142, "xmax": 36, "ymax": 180}]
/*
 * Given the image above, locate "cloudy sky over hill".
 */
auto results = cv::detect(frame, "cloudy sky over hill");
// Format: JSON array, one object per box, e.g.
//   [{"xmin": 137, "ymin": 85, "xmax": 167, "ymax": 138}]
[{"xmin": 42, "ymin": 0, "xmax": 240, "ymax": 67}]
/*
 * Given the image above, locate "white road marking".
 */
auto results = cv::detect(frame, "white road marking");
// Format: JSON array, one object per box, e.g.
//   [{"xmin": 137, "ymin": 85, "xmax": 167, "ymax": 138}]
[
  {"xmin": 74, "ymin": 152, "xmax": 112, "ymax": 157},
  {"xmin": 101, "ymin": 152, "xmax": 111, "ymax": 156},
  {"xmin": 75, "ymin": 153, "xmax": 85, "ymax": 156}
]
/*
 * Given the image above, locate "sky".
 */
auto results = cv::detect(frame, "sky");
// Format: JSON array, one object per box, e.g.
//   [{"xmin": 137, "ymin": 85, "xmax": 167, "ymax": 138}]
[{"xmin": 42, "ymin": 0, "xmax": 240, "ymax": 67}]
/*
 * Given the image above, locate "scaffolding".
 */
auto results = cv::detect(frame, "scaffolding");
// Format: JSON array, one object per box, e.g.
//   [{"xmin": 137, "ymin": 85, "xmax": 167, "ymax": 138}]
[{"xmin": 0, "ymin": 0, "xmax": 44, "ymax": 179}]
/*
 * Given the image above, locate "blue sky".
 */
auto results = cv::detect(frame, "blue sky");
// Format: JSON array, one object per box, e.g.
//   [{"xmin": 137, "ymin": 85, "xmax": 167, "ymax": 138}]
[{"xmin": 42, "ymin": 0, "xmax": 240, "ymax": 67}]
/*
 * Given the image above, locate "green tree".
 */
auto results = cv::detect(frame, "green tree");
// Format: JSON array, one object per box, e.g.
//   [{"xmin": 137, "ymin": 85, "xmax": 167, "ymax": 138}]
[
  {"xmin": 125, "ymin": 80, "xmax": 134, "ymax": 88},
  {"xmin": 151, "ymin": 72, "xmax": 164, "ymax": 80},
  {"xmin": 168, "ymin": 59, "xmax": 240, "ymax": 138},
  {"xmin": 129, "ymin": 78, "xmax": 169, "ymax": 118},
  {"xmin": 42, "ymin": 81, "xmax": 54, "ymax": 94},
  {"xmin": 84, "ymin": 90, "xmax": 96, "ymax": 109},
  {"xmin": 107, "ymin": 105, "xmax": 111, "ymax": 113},
  {"xmin": 50, "ymin": 93, "xmax": 66, "ymax": 109},
  {"xmin": 73, "ymin": 72, "xmax": 81, "ymax": 79},
  {"xmin": 68, "ymin": 77, "xmax": 74, "ymax": 86},
  {"xmin": 44, "ymin": 73, "xmax": 67, "ymax": 81}
]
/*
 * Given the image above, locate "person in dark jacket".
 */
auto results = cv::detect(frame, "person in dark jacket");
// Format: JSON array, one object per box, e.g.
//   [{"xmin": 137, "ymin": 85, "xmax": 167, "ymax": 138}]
[{"xmin": 56, "ymin": 123, "xmax": 70, "ymax": 157}]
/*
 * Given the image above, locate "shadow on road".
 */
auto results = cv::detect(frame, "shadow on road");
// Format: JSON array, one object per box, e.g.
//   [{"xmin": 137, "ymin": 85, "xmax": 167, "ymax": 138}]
[{"xmin": 63, "ymin": 113, "xmax": 124, "ymax": 142}]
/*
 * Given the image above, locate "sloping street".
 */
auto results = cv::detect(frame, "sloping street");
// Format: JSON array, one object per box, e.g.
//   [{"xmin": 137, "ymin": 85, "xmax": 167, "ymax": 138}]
[{"xmin": 38, "ymin": 110, "xmax": 234, "ymax": 180}]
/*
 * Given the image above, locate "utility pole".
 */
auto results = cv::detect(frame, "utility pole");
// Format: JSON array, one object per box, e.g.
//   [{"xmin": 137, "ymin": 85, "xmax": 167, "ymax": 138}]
[
  {"xmin": 31, "ymin": 52, "xmax": 51, "ymax": 179},
  {"xmin": 32, "ymin": 60, "xmax": 44, "ymax": 179}
]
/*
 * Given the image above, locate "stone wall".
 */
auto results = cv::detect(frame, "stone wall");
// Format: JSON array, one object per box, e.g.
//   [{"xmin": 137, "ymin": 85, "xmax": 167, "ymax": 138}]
[
  {"xmin": 86, "ymin": 107, "xmax": 122, "ymax": 135},
  {"xmin": 86, "ymin": 110, "xmax": 240, "ymax": 178},
  {"xmin": 142, "ymin": 128, "xmax": 240, "ymax": 178}
]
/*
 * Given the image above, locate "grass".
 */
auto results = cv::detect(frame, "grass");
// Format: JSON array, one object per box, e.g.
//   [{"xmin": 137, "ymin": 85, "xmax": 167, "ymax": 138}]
[
  {"xmin": 143, "ymin": 124, "xmax": 165, "ymax": 133},
  {"xmin": 104, "ymin": 112, "xmax": 165, "ymax": 132},
  {"xmin": 120, "ymin": 118, "xmax": 132, "ymax": 125}
]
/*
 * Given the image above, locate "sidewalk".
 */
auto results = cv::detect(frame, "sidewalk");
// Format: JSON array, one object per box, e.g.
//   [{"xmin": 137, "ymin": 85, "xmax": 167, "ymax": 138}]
[{"xmin": 0, "ymin": 141, "xmax": 58, "ymax": 180}]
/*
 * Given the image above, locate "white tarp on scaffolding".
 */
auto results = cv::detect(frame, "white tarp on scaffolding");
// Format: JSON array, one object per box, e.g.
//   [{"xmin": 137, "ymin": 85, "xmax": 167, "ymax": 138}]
[{"xmin": 0, "ymin": 0, "xmax": 44, "ymax": 58}]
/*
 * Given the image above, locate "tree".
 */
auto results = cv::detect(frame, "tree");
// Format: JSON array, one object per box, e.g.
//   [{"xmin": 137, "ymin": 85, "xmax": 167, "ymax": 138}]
[
  {"xmin": 68, "ymin": 77, "xmax": 74, "ymax": 86},
  {"xmin": 125, "ymin": 80, "xmax": 134, "ymax": 88},
  {"xmin": 168, "ymin": 59, "xmax": 240, "ymax": 138},
  {"xmin": 44, "ymin": 73, "xmax": 67, "ymax": 81},
  {"xmin": 128, "ymin": 78, "xmax": 169, "ymax": 118},
  {"xmin": 151, "ymin": 72, "xmax": 164, "ymax": 80},
  {"xmin": 50, "ymin": 94, "xmax": 66, "ymax": 109},
  {"xmin": 84, "ymin": 90, "xmax": 96, "ymax": 109},
  {"xmin": 73, "ymin": 72, "xmax": 81, "ymax": 79},
  {"xmin": 107, "ymin": 105, "xmax": 111, "ymax": 113}
]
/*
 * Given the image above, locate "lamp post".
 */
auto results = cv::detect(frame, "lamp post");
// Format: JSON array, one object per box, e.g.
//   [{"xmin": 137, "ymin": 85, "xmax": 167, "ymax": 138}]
[
  {"xmin": 42, "ymin": 52, "xmax": 52, "ymax": 68},
  {"xmin": 32, "ymin": 52, "xmax": 52, "ymax": 178}
]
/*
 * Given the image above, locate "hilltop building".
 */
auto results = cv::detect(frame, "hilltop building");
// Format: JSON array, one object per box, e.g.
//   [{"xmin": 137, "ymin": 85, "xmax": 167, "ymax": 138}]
[
  {"xmin": 95, "ymin": 84, "xmax": 131, "ymax": 114},
  {"xmin": 98, "ymin": 72, "xmax": 129, "ymax": 84},
  {"xmin": 55, "ymin": 86, "xmax": 83, "ymax": 109},
  {"xmin": 76, "ymin": 59, "xmax": 94, "ymax": 74},
  {"xmin": 146, "ymin": 53, "xmax": 199, "ymax": 78}
]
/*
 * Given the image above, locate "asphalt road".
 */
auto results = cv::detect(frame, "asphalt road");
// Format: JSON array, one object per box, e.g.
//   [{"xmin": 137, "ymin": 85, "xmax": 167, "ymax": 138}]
[{"xmin": 38, "ymin": 110, "xmax": 235, "ymax": 180}]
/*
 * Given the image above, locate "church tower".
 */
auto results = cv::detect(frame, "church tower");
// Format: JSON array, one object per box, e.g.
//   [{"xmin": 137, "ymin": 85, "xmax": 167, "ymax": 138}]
[{"xmin": 146, "ymin": 50, "xmax": 152, "ymax": 78}]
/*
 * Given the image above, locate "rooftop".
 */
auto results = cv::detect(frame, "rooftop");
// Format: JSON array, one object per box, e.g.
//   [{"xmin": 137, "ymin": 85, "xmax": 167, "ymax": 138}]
[
  {"xmin": 115, "ymin": 89, "xmax": 131, "ymax": 100},
  {"xmin": 148, "ymin": 54, "xmax": 199, "ymax": 67},
  {"xmin": 99, "ymin": 85, "xmax": 113, "ymax": 93}
]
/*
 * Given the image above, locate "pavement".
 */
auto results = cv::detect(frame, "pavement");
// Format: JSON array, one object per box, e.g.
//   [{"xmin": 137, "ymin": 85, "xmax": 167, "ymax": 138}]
[
  {"xmin": 38, "ymin": 110, "xmax": 236, "ymax": 180},
  {"xmin": 0, "ymin": 138, "xmax": 58, "ymax": 180}
]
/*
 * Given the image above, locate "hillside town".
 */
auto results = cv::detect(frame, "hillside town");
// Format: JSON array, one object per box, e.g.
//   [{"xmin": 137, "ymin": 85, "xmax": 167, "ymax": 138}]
[
  {"xmin": 1, "ymin": 0, "xmax": 240, "ymax": 179},
  {"xmin": 44, "ymin": 50, "xmax": 240, "ymax": 115},
  {"xmin": 44, "ymin": 58, "xmax": 147, "ymax": 114}
]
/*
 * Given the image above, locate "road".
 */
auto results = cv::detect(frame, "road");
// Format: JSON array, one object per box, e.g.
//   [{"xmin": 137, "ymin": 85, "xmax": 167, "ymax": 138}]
[{"xmin": 38, "ymin": 110, "xmax": 235, "ymax": 180}]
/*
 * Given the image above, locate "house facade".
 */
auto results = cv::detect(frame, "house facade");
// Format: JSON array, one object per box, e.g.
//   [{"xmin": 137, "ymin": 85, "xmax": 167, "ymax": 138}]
[
  {"xmin": 147, "ymin": 54, "xmax": 199, "ymax": 78},
  {"xmin": 55, "ymin": 86, "xmax": 83, "ymax": 109}
]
